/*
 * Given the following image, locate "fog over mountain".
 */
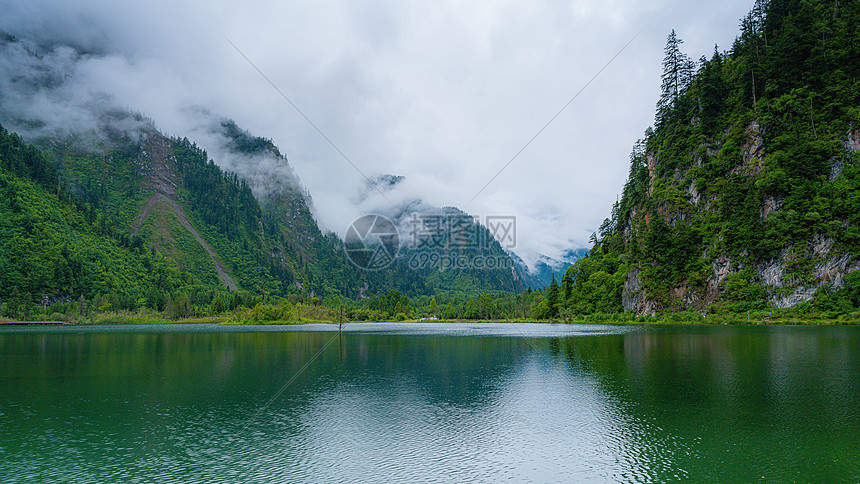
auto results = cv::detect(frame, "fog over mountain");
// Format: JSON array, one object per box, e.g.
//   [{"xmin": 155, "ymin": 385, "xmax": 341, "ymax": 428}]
[{"xmin": 0, "ymin": 0, "xmax": 751, "ymax": 267}]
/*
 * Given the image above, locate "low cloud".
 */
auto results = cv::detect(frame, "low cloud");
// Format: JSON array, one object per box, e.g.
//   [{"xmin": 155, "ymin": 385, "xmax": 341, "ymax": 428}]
[{"xmin": 0, "ymin": 0, "xmax": 753, "ymax": 268}]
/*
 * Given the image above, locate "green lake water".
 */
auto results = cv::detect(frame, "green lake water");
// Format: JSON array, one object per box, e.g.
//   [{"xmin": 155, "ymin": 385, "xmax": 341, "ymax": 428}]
[{"xmin": 0, "ymin": 322, "xmax": 857, "ymax": 482}]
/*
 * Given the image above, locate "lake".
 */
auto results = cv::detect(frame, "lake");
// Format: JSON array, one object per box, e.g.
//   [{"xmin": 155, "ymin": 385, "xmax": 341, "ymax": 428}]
[{"xmin": 0, "ymin": 322, "xmax": 857, "ymax": 482}]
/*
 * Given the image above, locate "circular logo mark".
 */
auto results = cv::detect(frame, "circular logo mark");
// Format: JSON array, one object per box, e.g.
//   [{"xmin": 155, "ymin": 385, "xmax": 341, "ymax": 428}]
[{"xmin": 344, "ymin": 214, "xmax": 400, "ymax": 270}]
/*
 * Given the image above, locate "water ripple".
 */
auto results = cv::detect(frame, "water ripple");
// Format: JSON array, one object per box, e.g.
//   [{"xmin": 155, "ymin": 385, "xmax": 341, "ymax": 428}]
[{"xmin": 0, "ymin": 324, "xmax": 857, "ymax": 482}]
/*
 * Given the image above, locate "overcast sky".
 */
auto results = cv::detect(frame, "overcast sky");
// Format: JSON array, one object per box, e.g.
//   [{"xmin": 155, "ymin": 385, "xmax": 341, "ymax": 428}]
[{"xmin": 0, "ymin": 0, "xmax": 753, "ymax": 266}]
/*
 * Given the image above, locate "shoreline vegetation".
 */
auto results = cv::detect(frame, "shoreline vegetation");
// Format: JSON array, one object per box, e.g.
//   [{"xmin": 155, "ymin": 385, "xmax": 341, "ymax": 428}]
[
  {"xmin": 2, "ymin": 302, "xmax": 858, "ymax": 326},
  {"xmin": 3, "ymin": 268, "xmax": 859, "ymax": 327},
  {"xmin": 5, "ymin": 280, "xmax": 860, "ymax": 328},
  {"xmin": 3, "ymin": 2, "xmax": 860, "ymax": 331}
]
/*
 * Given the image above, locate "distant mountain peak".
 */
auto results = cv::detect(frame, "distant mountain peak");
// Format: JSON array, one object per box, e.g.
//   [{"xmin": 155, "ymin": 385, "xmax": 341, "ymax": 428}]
[{"xmin": 217, "ymin": 119, "xmax": 283, "ymax": 159}]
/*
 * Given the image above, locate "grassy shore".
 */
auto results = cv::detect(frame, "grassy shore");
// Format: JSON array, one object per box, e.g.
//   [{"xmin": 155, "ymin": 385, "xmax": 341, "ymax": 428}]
[{"xmin": 4, "ymin": 311, "xmax": 859, "ymax": 326}]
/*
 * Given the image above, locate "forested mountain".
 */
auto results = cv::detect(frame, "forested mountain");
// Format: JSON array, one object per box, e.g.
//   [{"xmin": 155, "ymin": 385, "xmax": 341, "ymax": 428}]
[
  {"xmin": 0, "ymin": 32, "xmax": 530, "ymax": 315},
  {"xmin": 564, "ymin": 0, "xmax": 860, "ymax": 315},
  {"xmin": 6, "ymin": 0, "xmax": 859, "ymax": 321},
  {"xmin": 511, "ymin": 249, "xmax": 588, "ymax": 290}
]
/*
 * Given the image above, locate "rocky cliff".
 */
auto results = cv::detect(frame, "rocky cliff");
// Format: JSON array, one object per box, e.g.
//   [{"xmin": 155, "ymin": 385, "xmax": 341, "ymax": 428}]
[
  {"xmin": 568, "ymin": 0, "xmax": 860, "ymax": 315},
  {"xmin": 622, "ymin": 127, "xmax": 860, "ymax": 315}
]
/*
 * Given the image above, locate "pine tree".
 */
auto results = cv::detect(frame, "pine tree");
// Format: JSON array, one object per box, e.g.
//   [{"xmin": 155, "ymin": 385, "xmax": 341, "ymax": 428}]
[
  {"xmin": 211, "ymin": 294, "xmax": 226, "ymax": 313},
  {"xmin": 7, "ymin": 287, "xmax": 20, "ymax": 320},
  {"xmin": 175, "ymin": 293, "xmax": 190, "ymax": 318},
  {"xmin": 164, "ymin": 294, "xmax": 175, "ymax": 319},
  {"xmin": 657, "ymin": 30, "xmax": 694, "ymax": 125},
  {"xmin": 561, "ymin": 269, "xmax": 574, "ymax": 308},
  {"xmin": 547, "ymin": 274, "xmax": 560, "ymax": 318},
  {"xmin": 699, "ymin": 46, "xmax": 726, "ymax": 132}
]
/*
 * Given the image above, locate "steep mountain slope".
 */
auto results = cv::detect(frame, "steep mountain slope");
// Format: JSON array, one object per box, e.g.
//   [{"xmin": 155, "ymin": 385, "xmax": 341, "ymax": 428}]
[
  {"xmin": 132, "ymin": 131, "xmax": 237, "ymax": 290},
  {"xmin": 0, "ymin": 33, "xmax": 528, "ymax": 304},
  {"xmin": 0, "ymin": 124, "xmax": 192, "ymax": 312},
  {"xmin": 214, "ymin": 121, "xmax": 527, "ymax": 297},
  {"xmin": 565, "ymin": 0, "xmax": 860, "ymax": 315}
]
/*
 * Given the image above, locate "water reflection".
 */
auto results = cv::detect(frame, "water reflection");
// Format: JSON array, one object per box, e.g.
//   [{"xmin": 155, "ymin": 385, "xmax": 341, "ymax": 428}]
[
  {"xmin": 0, "ymin": 324, "xmax": 857, "ymax": 482},
  {"xmin": 554, "ymin": 325, "xmax": 860, "ymax": 482}
]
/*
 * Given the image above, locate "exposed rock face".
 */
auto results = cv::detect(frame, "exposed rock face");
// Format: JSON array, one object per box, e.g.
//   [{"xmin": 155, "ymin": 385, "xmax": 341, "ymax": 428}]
[
  {"xmin": 811, "ymin": 233, "xmax": 834, "ymax": 258},
  {"xmin": 686, "ymin": 181, "xmax": 700, "ymax": 206},
  {"xmin": 758, "ymin": 254, "xmax": 786, "ymax": 288},
  {"xmin": 847, "ymin": 130, "xmax": 860, "ymax": 153},
  {"xmin": 731, "ymin": 122, "xmax": 766, "ymax": 176},
  {"xmin": 622, "ymin": 266, "xmax": 644, "ymax": 313},
  {"xmin": 829, "ymin": 157, "xmax": 844, "ymax": 180},
  {"xmin": 619, "ymin": 125, "xmax": 858, "ymax": 315},
  {"xmin": 133, "ymin": 131, "xmax": 239, "ymax": 291},
  {"xmin": 817, "ymin": 253, "xmax": 851, "ymax": 287},
  {"xmin": 623, "ymin": 210, "xmax": 636, "ymax": 243},
  {"xmin": 771, "ymin": 287, "xmax": 817, "ymax": 308},
  {"xmin": 743, "ymin": 121, "xmax": 765, "ymax": 165},
  {"xmin": 761, "ymin": 195, "xmax": 784, "ymax": 220},
  {"xmin": 758, "ymin": 235, "xmax": 855, "ymax": 308},
  {"xmin": 623, "ymin": 233, "xmax": 857, "ymax": 315},
  {"xmin": 827, "ymin": 130, "xmax": 858, "ymax": 180},
  {"xmin": 711, "ymin": 254, "xmax": 733, "ymax": 280},
  {"xmin": 672, "ymin": 283, "xmax": 702, "ymax": 309},
  {"xmin": 646, "ymin": 151, "xmax": 658, "ymax": 196},
  {"xmin": 622, "ymin": 266, "xmax": 667, "ymax": 315}
]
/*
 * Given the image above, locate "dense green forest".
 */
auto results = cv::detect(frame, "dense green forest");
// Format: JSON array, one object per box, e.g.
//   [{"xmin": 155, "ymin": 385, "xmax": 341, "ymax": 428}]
[
  {"xmin": 0, "ymin": 118, "xmax": 525, "ymax": 321},
  {"xmin": 561, "ymin": 0, "xmax": 860, "ymax": 317},
  {"xmin": 0, "ymin": 125, "xmax": 192, "ymax": 317},
  {"xmin": 3, "ymin": 0, "xmax": 860, "ymax": 324}
]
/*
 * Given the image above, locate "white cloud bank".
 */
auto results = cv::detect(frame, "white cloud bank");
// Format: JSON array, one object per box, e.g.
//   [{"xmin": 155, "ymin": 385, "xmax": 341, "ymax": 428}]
[{"xmin": 0, "ymin": 0, "xmax": 753, "ymax": 266}]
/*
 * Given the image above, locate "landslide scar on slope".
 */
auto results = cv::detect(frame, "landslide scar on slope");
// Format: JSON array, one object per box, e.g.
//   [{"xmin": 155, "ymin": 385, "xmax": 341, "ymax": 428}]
[{"xmin": 131, "ymin": 131, "xmax": 238, "ymax": 291}]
